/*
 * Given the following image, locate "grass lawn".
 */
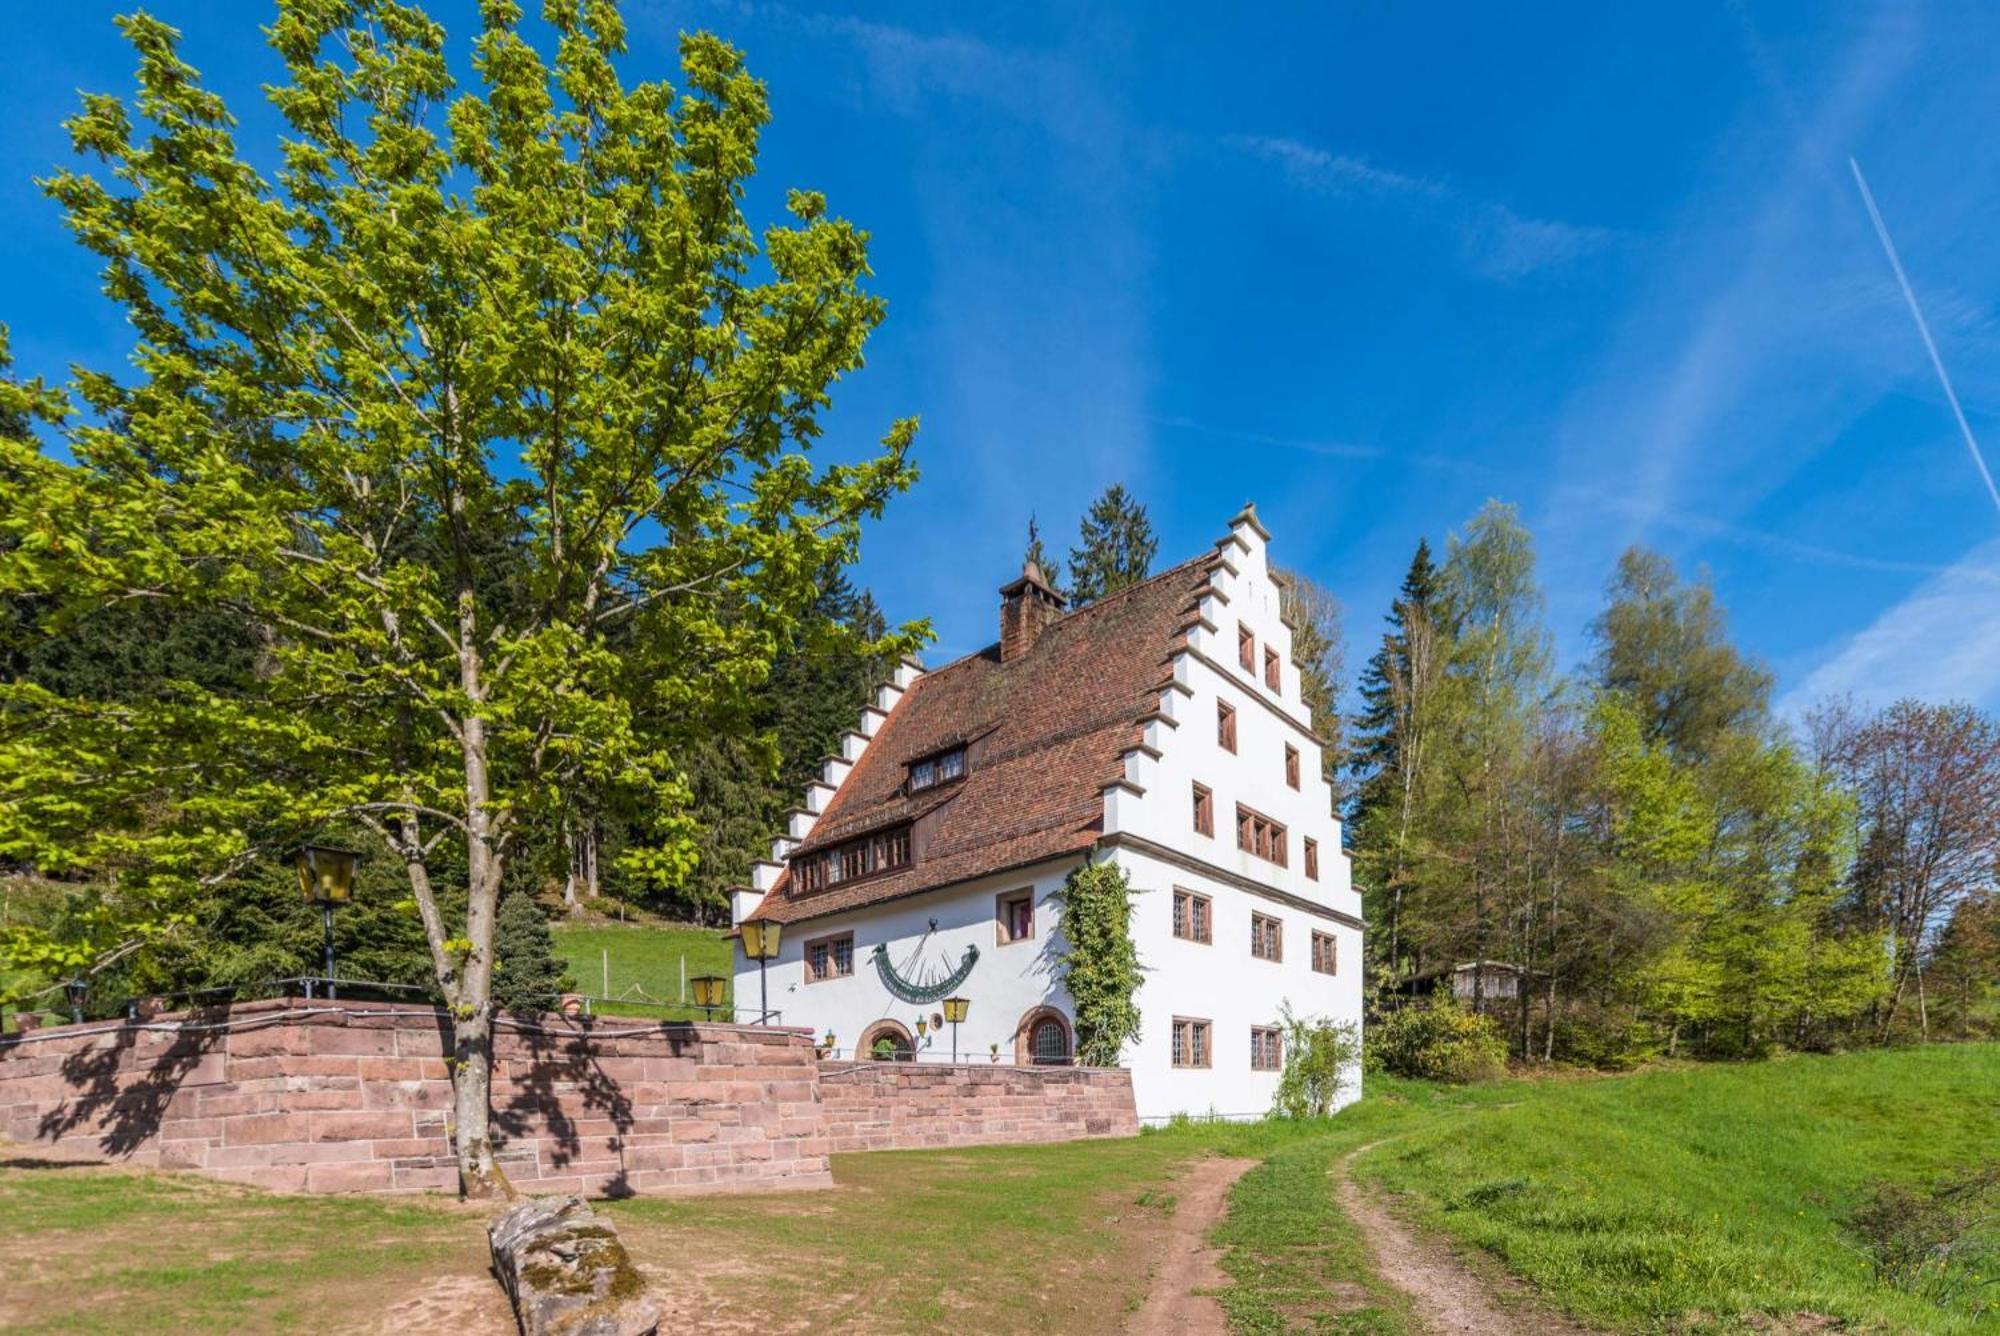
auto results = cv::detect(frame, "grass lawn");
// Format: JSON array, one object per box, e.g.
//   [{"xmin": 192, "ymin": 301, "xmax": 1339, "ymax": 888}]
[
  {"xmin": 1357, "ymin": 1044, "xmax": 2000, "ymax": 1334},
  {"xmin": 549, "ymin": 920, "xmax": 733, "ymax": 1020},
  {"xmin": 1, "ymin": 1044, "xmax": 1991, "ymax": 1332}
]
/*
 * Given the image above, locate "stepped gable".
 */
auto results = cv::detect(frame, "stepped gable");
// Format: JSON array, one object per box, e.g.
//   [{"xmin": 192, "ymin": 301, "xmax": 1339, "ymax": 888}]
[{"xmin": 746, "ymin": 551, "xmax": 1219, "ymax": 925}]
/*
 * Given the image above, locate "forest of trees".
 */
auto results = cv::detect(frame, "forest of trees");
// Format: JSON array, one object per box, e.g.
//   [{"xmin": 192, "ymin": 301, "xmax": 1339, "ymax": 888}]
[{"xmin": 1347, "ymin": 503, "xmax": 1999, "ymax": 1062}]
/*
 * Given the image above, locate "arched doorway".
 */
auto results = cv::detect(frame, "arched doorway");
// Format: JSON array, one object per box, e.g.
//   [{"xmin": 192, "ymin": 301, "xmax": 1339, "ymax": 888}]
[
  {"xmin": 858, "ymin": 1019, "xmax": 915, "ymax": 1062},
  {"xmin": 1013, "ymin": 1006, "xmax": 1072, "ymax": 1066}
]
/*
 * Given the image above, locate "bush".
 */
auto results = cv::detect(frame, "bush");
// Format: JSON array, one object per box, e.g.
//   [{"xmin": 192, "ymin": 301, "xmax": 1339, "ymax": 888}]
[
  {"xmin": 1367, "ymin": 998, "xmax": 1508, "ymax": 1082},
  {"xmin": 1844, "ymin": 1162, "xmax": 1999, "ymax": 1316},
  {"xmin": 1550, "ymin": 1001, "xmax": 1663, "ymax": 1071},
  {"xmin": 491, "ymin": 890, "xmax": 573, "ymax": 1014},
  {"xmin": 1273, "ymin": 1006, "xmax": 1361, "ymax": 1118}
]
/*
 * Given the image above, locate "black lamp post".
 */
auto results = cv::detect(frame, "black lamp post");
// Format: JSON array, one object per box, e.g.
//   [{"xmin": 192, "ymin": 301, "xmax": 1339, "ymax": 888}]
[
  {"xmin": 294, "ymin": 844, "xmax": 359, "ymax": 999},
  {"xmin": 942, "ymin": 996, "xmax": 969, "ymax": 1064},
  {"xmin": 739, "ymin": 919, "xmax": 783, "ymax": 1023},
  {"xmin": 65, "ymin": 976, "xmax": 89, "ymax": 1025}
]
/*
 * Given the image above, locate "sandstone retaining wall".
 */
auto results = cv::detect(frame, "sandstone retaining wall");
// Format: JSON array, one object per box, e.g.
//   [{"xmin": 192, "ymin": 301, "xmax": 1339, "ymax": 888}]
[
  {"xmin": 818, "ymin": 1060, "xmax": 1139, "ymax": 1152},
  {"xmin": 0, "ymin": 999, "xmax": 832, "ymax": 1197}
]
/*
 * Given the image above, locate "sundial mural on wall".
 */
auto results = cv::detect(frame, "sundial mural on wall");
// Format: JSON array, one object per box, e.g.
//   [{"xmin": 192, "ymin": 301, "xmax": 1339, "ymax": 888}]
[{"xmin": 871, "ymin": 919, "xmax": 978, "ymax": 1004}]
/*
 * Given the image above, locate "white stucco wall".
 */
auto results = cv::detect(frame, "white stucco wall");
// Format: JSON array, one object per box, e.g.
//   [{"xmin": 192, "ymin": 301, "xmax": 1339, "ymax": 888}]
[
  {"xmin": 732, "ymin": 508, "xmax": 1365, "ymax": 1125},
  {"xmin": 733, "ymin": 856, "xmax": 1086, "ymax": 1065}
]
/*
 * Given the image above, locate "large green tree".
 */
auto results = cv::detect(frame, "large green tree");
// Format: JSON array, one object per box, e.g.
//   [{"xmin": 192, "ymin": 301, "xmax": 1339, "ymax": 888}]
[
  {"xmin": 1592, "ymin": 547, "xmax": 1773, "ymax": 763},
  {"xmin": 0, "ymin": 2, "xmax": 919, "ymax": 1196},
  {"xmin": 1066, "ymin": 483, "xmax": 1156, "ymax": 605}
]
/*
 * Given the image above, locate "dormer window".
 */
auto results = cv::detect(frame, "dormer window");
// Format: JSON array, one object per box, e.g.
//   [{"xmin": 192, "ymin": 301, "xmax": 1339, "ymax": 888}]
[
  {"xmin": 908, "ymin": 745, "xmax": 967, "ymax": 793},
  {"xmin": 792, "ymin": 825, "xmax": 912, "ymax": 894}
]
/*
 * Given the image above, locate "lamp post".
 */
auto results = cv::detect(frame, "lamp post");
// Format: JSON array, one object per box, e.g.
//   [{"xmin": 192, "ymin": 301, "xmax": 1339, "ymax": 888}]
[
  {"xmin": 739, "ymin": 919, "xmax": 783, "ymax": 1024},
  {"xmin": 65, "ymin": 976, "xmax": 89, "ymax": 1025},
  {"xmin": 294, "ymin": 844, "xmax": 358, "ymax": 999},
  {"xmin": 942, "ymin": 996, "xmax": 969, "ymax": 1064},
  {"xmin": 689, "ymin": 974, "xmax": 726, "ymax": 1019}
]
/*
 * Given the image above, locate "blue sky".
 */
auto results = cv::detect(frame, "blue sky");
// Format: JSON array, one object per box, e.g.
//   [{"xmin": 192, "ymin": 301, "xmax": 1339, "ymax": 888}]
[{"xmin": 7, "ymin": 2, "xmax": 1999, "ymax": 715}]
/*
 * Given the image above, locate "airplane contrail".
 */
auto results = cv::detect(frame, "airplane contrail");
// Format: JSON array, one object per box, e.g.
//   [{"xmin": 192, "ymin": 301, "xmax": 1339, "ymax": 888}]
[{"xmin": 1849, "ymin": 155, "xmax": 2000, "ymax": 521}]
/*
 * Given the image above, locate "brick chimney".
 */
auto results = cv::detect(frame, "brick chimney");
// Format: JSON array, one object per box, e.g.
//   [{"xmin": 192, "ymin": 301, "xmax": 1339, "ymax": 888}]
[{"xmin": 999, "ymin": 560, "xmax": 1066, "ymax": 662}]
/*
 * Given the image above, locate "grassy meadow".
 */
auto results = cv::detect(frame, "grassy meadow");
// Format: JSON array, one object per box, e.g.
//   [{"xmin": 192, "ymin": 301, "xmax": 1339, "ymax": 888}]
[
  {"xmin": 548, "ymin": 919, "xmax": 733, "ymax": 1020},
  {"xmin": 0, "ymin": 1043, "xmax": 1992, "ymax": 1332}
]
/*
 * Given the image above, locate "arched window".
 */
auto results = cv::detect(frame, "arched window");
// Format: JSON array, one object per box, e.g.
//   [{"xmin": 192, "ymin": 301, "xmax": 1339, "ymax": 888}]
[
  {"xmin": 1014, "ymin": 1007, "xmax": 1072, "ymax": 1065},
  {"xmin": 858, "ymin": 1020, "xmax": 915, "ymax": 1062}
]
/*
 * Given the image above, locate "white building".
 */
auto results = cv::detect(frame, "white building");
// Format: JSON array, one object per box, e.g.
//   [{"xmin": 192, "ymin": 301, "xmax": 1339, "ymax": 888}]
[{"xmin": 731, "ymin": 506, "xmax": 1364, "ymax": 1122}]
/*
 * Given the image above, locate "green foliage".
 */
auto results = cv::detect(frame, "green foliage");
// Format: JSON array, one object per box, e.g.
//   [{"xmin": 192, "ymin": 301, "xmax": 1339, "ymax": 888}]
[
  {"xmin": 1276, "ymin": 568, "xmax": 1345, "ymax": 786},
  {"xmin": 1844, "ymin": 1162, "xmax": 1999, "ymax": 1314},
  {"xmin": 490, "ymin": 889, "xmax": 571, "ymax": 1014},
  {"xmin": 1066, "ymin": 484, "xmax": 1157, "ymax": 605},
  {"xmin": 1053, "ymin": 860, "xmax": 1143, "ymax": 1067},
  {"xmin": 0, "ymin": 1, "xmax": 923, "ymax": 1132},
  {"xmin": 1271, "ymin": 1005, "xmax": 1361, "ymax": 1118},
  {"xmin": 1367, "ymin": 997, "xmax": 1508, "ymax": 1082}
]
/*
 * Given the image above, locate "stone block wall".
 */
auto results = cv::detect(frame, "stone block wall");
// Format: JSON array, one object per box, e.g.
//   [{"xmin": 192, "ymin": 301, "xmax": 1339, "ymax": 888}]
[
  {"xmin": 0, "ymin": 999, "xmax": 833, "ymax": 1197},
  {"xmin": 817, "ymin": 1061, "xmax": 1139, "ymax": 1152}
]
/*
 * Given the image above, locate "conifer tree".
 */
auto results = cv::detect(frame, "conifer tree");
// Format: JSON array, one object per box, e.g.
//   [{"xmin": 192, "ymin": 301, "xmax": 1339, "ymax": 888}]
[
  {"xmin": 491, "ymin": 888, "xmax": 572, "ymax": 1014},
  {"xmin": 1022, "ymin": 514, "xmax": 1063, "ymax": 594},
  {"xmin": 1066, "ymin": 484, "xmax": 1157, "ymax": 605}
]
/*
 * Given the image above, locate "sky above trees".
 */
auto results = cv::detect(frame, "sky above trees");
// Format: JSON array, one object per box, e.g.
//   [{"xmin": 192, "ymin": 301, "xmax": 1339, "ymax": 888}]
[{"xmin": 7, "ymin": 1, "xmax": 1998, "ymax": 705}]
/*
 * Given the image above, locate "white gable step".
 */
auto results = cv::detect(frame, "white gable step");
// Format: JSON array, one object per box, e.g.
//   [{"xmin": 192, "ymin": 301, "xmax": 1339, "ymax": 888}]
[
  {"xmin": 750, "ymin": 859, "xmax": 785, "ymax": 892},
  {"xmin": 785, "ymin": 808, "xmax": 816, "ymax": 841},
  {"xmin": 729, "ymin": 887, "xmax": 763, "ymax": 927},
  {"xmin": 804, "ymin": 780, "xmax": 837, "ymax": 814},
  {"xmin": 858, "ymin": 705, "xmax": 890, "ymax": 737},
  {"xmin": 893, "ymin": 657, "xmax": 924, "ymax": 690},
  {"xmin": 821, "ymin": 756, "xmax": 854, "ymax": 788},
  {"xmin": 769, "ymin": 835, "xmax": 797, "ymax": 862},
  {"xmin": 839, "ymin": 730, "xmax": 870, "ymax": 762}
]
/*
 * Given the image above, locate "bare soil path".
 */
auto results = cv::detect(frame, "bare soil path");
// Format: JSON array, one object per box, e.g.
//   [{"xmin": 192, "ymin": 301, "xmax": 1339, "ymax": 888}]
[
  {"xmin": 1336, "ymin": 1142, "xmax": 1589, "ymax": 1335},
  {"xmin": 1125, "ymin": 1156, "xmax": 1257, "ymax": 1336}
]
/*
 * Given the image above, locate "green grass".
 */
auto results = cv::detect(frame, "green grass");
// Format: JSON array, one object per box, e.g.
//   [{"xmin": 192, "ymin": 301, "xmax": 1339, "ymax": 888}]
[
  {"xmin": 0, "ymin": 1166, "xmax": 485, "ymax": 1334},
  {"xmin": 549, "ymin": 920, "xmax": 733, "ymax": 1019},
  {"xmin": 1344, "ymin": 1045, "xmax": 2000, "ymax": 1333}
]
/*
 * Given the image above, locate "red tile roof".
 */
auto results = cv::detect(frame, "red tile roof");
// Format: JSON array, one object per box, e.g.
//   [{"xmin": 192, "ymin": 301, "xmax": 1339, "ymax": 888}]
[{"xmin": 745, "ymin": 551, "xmax": 1220, "ymax": 925}]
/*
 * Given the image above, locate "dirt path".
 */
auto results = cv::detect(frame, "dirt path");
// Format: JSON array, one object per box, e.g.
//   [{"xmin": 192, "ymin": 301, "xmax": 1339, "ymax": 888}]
[
  {"xmin": 1336, "ymin": 1143, "xmax": 1587, "ymax": 1335},
  {"xmin": 1124, "ymin": 1156, "xmax": 1257, "ymax": 1336}
]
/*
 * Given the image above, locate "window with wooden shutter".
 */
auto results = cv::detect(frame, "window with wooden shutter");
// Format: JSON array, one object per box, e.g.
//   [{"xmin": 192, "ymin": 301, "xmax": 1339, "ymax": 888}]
[
  {"xmin": 1305, "ymin": 837, "xmax": 1319, "ymax": 880},
  {"xmin": 1173, "ymin": 889, "xmax": 1212, "ymax": 944},
  {"xmin": 1192, "ymin": 782, "xmax": 1213, "ymax": 837},
  {"xmin": 1172, "ymin": 1017, "xmax": 1212, "ymax": 1068},
  {"xmin": 1285, "ymin": 744, "xmax": 1300, "ymax": 789},
  {"xmin": 1235, "ymin": 804, "xmax": 1288, "ymax": 867},
  {"xmin": 1264, "ymin": 647, "xmax": 1281, "ymax": 691},
  {"xmin": 1217, "ymin": 701, "xmax": 1236, "ymax": 753},
  {"xmin": 1312, "ymin": 931, "xmax": 1337, "ymax": 975},
  {"xmin": 1250, "ymin": 1026, "xmax": 1284, "ymax": 1071},
  {"xmin": 1238, "ymin": 624, "xmax": 1256, "ymax": 672}
]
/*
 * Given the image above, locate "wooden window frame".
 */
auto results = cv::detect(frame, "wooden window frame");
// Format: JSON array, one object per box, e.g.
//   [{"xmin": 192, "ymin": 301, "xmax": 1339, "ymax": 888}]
[
  {"xmin": 908, "ymin": 744, "xmax": 967, "ymax": 794},
  {"xmin": 1238, "ymin": 623, "xmax": 1256, "ymax": 672},
  {"xmin": 792, "ymin": 824, "xmax": 912, "ymax": 895},
  {"xmin": 1217, "ymin": 700, "xmax": 1237, "ymax": 753},
  {"xmin": 1250, "ymin": 1025, "xmax": 1284, "ymax": 1071},
  {"xmin": 1172, "ymin": 888, "xmax": 1212, "ymax": 944},
  {"xmin": 1312, "ymin": 930, "xmax": 1338, "ymax": 976},
  {"xmin": 995, "ymin": 888, "xmax": 1036, "ymax": 946},
  {"xmin": 1250, "ymin": 911, "xmax": 1283, "ymax": 963},
  {"xmin": 1192, "ymin": 782, "xmax": 1214, "ymax": 838},
  {"xmin": 804, "ymin": 931, "xmax": 856, "ymax": 985},
  {"xmin": 1264, "ymin": 646, "xmax": 1282, "ymax": 691},
  {"xmin": 1304, "ymin": 836, "xmax": 1319, "ymax": 881},
  {"xmin": 1236, "ymin": 803, "xmax": 1288, "ymax": 867},
  {"xmin": 1171, "ymin": 1016, "xmax": 1213, "ymax": 1069},
  {"xmin": 1285, "ymin": 744, "xmax": 1300, "ymax": 790}
]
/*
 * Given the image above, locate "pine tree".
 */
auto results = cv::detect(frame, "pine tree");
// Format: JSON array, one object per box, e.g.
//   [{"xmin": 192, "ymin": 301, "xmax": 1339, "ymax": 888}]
[
  {"xmin": 1023, "ymin": 514, "xmax": 1063, "ymax": 594},
  {"xmin": 1348, "ymin": 538, "xmax": 1447, "ymax": 982},
  {"xmin": 491, "ymin": 889, "xmax": 572, "ymax": 1014},
  {"xmin": 1066, "ymin": 484, "xmax": 1157, "ymax": 605}
]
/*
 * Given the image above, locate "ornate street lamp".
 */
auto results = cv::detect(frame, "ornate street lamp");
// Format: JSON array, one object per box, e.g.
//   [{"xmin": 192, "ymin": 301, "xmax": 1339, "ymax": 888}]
[
  {"xmin": 689, "ymin": 974, "xmax": 727, "ymax": 1019},
  {"xmin": 739, "ymin": 918, "xmax": 782, "ymax": 1023},
  {"xmin": 942, "ymin": 996, "xmax": 969, "ymax": 1064},
  {"xmin": 65, "ymin": 976, "xmax": 89, "ymax": 1025},
  {"xmin": 294, "ymin": 844, "xmax": 358, "ymax": 999}
]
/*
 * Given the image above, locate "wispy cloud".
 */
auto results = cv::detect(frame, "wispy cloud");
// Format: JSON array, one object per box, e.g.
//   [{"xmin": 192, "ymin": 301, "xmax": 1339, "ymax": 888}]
[
  {"xmin": 1226, "ymin": 134, "xmax": 1613, "ymax": 280},
  {"xmin": 1781, "ymin": 536, "xmax": 2000, "ymax": 713}
]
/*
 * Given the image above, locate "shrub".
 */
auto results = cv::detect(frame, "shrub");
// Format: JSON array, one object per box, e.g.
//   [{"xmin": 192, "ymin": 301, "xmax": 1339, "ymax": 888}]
[
  {"xmin": 1272, "ymin": 1006, "xmax": 1361, "ymax": 1118},
  {"xmin": 1550, "ymin": 1001, "xmax": 1663, "ymax": 1071},
  {"xmin": 1052, "ymin": 861, "xmax": 1143, "ymax": 1066},
  {"xmin": 1367, "ymin": 998, "xmax": 1508, "ymax": 1082},
  {"xmin": 491, "ymin": 890, "xmax": 573, "ymax": 1013},
  {"xmin": 1844, "ymin": 1162, "xmax": 1999, "ymax": 1316}
]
